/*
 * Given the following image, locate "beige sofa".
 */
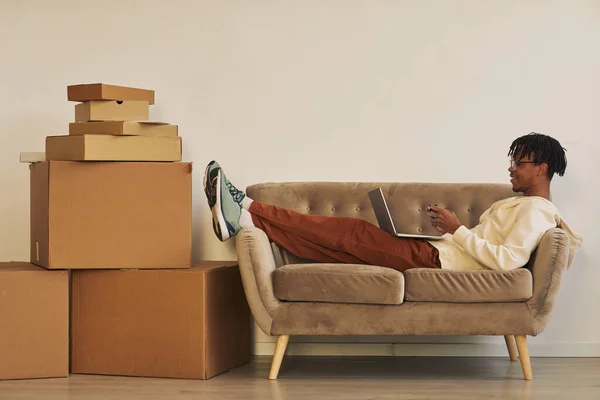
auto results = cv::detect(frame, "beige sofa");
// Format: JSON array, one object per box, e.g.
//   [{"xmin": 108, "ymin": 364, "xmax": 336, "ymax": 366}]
[{"xmin": 236, "ymin": 182, "xmax": 573, "ymax": 381}]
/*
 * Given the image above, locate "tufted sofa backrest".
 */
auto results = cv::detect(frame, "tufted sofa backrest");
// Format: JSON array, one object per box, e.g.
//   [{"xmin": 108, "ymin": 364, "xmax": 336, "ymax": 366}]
[{"xmin": 246, "ymin": 182, "xmax": 516, "ymax": 264}]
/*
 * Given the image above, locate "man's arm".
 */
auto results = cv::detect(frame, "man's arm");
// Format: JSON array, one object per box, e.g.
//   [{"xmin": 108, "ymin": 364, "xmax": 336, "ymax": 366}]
[{"xmin": 451, "ymin": 205, "xmax": 557, "ymax": 272}]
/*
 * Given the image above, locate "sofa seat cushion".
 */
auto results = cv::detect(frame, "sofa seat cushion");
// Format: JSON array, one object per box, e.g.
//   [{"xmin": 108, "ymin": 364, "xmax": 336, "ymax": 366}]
[
  {"xmin": 404, "ymin": 268, "xmax": 533, "ymax": 303},
  {"xmin": 273, "ymin": 264, "xmax": 404, "ymax": 305}
]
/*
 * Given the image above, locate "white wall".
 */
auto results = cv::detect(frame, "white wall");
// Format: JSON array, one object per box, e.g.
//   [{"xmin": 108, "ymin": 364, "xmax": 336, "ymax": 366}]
[{"xmin": 1, "ymin": 0, "xmax": 598, "ymax": 356}]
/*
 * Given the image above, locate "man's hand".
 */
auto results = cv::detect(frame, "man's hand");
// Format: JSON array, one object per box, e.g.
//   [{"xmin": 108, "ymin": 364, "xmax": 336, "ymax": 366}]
[{"xmin": 427, "ymin": 205, "xmax": 462, "ymax": 234}]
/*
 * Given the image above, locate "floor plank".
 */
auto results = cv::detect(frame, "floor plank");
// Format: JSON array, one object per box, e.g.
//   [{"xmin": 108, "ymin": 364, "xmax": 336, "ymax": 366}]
[{"xmin": 1, "ymin": 356, "xmax": 599, "ymax": 400}]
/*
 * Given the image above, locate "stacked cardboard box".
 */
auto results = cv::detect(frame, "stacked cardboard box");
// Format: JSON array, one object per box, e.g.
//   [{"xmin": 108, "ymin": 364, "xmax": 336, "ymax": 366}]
[
  {"xmin": 70, "ymin": 261, "xmax": 252, "ymax": 380},
  {"xmin": 48, "ymin": 83, "xmax": 181, "ymax": 162},
  {"xmin": 2, "ymin": 83, "xmax": 251, "ymax": 381},
  {"xmin": 0, "ymin": 262, "xmax": 68, "ymax": 380},
  {"xmin": 34, "ymin": 83, "xmax": 192, "ymax": 269}
]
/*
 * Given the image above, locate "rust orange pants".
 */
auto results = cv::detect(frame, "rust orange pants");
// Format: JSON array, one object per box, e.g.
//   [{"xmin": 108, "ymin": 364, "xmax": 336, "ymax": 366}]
[{"xmin": 249, "ymin": 201, "xmax": 441, "ymax": 272}]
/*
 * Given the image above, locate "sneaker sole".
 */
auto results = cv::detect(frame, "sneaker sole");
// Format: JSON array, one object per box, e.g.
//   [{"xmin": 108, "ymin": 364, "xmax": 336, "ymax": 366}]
[
  {"xmin": 212, "ymin": 169, "xmax": 231, "ymax": 242},
  {"xmin": 203, "ymin": 161, "xmax": 216, "ymax": 206},
  {"xmin": 203, "ymin": 162, "xmax": 223, "ymax": 239},
  {"xmin": 203, "ymin": 161, "xmax": 214, "ymax": 194}
]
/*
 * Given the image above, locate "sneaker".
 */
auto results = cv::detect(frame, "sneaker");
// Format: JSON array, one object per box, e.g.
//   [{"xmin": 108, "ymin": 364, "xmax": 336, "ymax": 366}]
[
  {"xmin": 203, "ymin": 161, "xmax": 243, "ymax": 241},
  {"xmin": 224, "ymin": 175, "xmax": 246, "ymax": 205},
  {"xmin": 203, "ymin": 160, "xmax": 220, "ymax": 209},
  {"xmin": 203, "ymin": 160, "xmax": 246, "ymax": 206}
]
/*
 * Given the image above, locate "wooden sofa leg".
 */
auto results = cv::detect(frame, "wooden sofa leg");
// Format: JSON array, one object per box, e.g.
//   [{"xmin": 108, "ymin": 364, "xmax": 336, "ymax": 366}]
[
  {"xmin": 515, "ymin": 335, "xmax": 533, "ymax": 380},
  {"xmin": 504, "ymin": 335, "xmax": 518, "ymax": 361},
  {"xmin": 269, "ymin": 335, "xmax": 290, "ymax": 380}
]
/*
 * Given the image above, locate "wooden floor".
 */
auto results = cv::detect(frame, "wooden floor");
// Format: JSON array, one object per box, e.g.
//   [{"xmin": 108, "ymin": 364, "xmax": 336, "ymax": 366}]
[{"xmin": 1, "ymin": 356, "xmax": 599, "ymax": 400}]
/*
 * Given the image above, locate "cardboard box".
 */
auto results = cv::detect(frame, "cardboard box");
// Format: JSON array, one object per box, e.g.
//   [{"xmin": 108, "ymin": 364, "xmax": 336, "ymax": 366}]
[
  {"xmin": 71, "ymin": 261, "xmax": 252, "ymax": 379},
  {"xmin": 75, "ymin": 100, "xmax": 149, "ymax": 122},
  {"xmin": 0, "ymin": 262, "xmax": 69, "ymax": 380},
  {"xmin": 46, "ymin": 135, "xmax": 182, "ymax": 161},
  {"xmin": 69, "ymin": 121, "xmax": 178, "ymax": 137},
  {"xmin": 30, "ymin": 161, "xmax": 192, "ymax": 269},
  {"xmin": 20, "ymin": 152, "xmax": 45, "ymax": 163},
  {"xmin": 68, "ymin": 83, "xmax": 155, "ymax": 104}
]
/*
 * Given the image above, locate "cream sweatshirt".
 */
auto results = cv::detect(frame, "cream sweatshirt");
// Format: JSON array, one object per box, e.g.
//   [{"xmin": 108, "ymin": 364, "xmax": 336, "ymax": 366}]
[{"xmin": 428, "ymin": 196, "xmax": 583, "ymax": 272}]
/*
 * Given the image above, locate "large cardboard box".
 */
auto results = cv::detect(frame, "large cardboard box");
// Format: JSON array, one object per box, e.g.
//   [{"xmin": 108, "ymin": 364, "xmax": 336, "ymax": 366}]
[
  {"xmin": 30, "ymin": 161, "xmax": 192, "ymax": 269},
  {"xmin": 68, "ymin": 83, "xmax": 155, "ymax": 104},
  {"xmin": 71, "ymin": 261, "xmax": 252, "ymax": 379},
  {"xmin": 0, "ymin": 262, "xmax": 68, "ymax": 380},
  {"xmin": 75, "ymin": 100, "xmax": 149, "ymax": 122},
  {"xmin": 46, "ymin": 135, "xmax": 182, "ymax": 161},
  {"xmin": 69, "ymin": 121, "xmax": 178, "ymax": 137}
]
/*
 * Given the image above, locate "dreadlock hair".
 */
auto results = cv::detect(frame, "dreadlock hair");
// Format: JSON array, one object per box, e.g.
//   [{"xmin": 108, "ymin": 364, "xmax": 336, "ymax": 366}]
[{"xmin": 508, "ymin": 132, "xmax": 567, "ymax": 180}]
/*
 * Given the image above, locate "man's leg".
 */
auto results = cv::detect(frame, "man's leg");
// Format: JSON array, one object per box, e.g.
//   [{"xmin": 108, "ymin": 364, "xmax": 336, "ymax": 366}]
[
  {"xmin": 249, "ymin": 201, "xmax": 440, "ymax": 272},
  {"xmin": 204, "ymin": 160, "xmax": 440, "ymax": 272}
]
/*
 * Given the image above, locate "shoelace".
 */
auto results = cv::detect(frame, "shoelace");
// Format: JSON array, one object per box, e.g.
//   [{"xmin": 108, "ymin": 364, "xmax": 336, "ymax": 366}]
[{"xmin": 226, "ymin": 181, "xmax": 245, "ymax": 203}]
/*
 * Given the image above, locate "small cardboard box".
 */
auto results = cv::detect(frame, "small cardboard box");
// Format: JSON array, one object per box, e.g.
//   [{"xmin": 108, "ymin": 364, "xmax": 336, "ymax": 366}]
[
  {"xmin": 75, "ymin": 100, "xmax": 149, "ymax": 122},
  {"xmin": 30, "ymin": 161, "xmax": 192, "ymax": 269},
  {"xmin": 0, "ymin": 262, "xmax": 69, "ymax": 380},
  {"xmin": 71, "ymin": 261, "xmax": 252, "ymax": 380},
  {"xmin": 69, "ymin": 121, "xmax": 178, "ymax": 137},
  {"xmin": 46, "ymin": 135, "xmax": 182, "ymax": 161},
  {"xmin": 68, "ymin": 83, "xmax": 155, "ymax": 104}
]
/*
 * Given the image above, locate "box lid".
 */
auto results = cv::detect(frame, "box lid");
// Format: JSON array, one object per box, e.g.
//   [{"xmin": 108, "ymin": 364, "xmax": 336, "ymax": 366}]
[{"xmin": 67, "ymin": 83, "xmax": 155, "ymax": 105}]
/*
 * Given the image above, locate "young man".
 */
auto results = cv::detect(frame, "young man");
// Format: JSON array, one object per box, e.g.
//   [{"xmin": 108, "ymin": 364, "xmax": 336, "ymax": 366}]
[{"xmin": 204, "ymin": 133, "xmax": 582, "ymax": 272}]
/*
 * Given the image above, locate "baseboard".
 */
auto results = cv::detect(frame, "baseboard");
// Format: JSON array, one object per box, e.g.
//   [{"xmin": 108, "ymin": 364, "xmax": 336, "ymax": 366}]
[{"xmin": 254, "ymin": 342, "xmax": 600, "ymax": 357}]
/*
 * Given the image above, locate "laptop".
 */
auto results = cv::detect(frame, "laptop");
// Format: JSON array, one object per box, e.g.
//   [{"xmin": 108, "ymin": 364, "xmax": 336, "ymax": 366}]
[{"xmin": 368, "ymin": 188, "xmax": 442, "ymax": 240}]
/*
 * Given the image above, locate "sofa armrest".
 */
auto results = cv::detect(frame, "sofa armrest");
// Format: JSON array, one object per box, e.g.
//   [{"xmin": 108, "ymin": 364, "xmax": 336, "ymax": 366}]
[
  {"xmin": 236, "ymin": 227, "xmax": 281, "ymax": 336},
  {"xmin": 526, "ymin": 228, "xmax": 571, "ymax": 335}
]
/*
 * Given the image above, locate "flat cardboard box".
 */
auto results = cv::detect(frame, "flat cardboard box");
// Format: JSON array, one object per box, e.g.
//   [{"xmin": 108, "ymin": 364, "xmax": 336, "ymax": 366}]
[
  {"xmin": 75, "ymin": 100, "xmax": 149, "ymax": 122},
  {"xmin": 71, "ymin": 261, "xmax": 252, "ymax": 379},
  {"xmin": 30, "ymin": 161, "xmax": 192, "ymax": 269},
  {"xmin": 0, "ymin": 262, "xmax": 69, "ymax": 380},
  {"xmin": 20, "ymin": 152, "xmax": 45, "ymax": 163},
  {"xmin": 46, "ymin": 135, "xmax": 182, "ymax": 161},
  {"xmin": 69, "ymin": 121, "xmax": 178, "ymax": 137},
  {"xmin": 68, "ymin": 83, "xmax": 155, "ymax": 104}
]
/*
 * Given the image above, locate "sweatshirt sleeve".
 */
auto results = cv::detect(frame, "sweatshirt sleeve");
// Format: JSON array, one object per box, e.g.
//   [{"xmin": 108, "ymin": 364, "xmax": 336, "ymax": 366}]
[{"xmin": 452, "ymin": 203, "xmax": 557, "ymax": 272}]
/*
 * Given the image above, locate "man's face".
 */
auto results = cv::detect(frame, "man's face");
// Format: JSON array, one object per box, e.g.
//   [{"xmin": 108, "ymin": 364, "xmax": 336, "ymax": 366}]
[{"xmin": 508, "ymin": 152, "xmax": 542, "ymax": 193}]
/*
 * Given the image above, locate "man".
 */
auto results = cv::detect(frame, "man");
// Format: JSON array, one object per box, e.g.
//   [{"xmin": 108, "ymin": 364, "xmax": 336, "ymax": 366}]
[{"xmin": 203, "ymin": 133, "xmax": 582, "ymax": 272}]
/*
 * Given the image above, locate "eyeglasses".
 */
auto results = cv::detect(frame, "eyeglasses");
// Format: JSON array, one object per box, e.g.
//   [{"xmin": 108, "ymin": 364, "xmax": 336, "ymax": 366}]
[{"xmin": 509, "ymin": 159, "xmax": 537, "ymax": 169}]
